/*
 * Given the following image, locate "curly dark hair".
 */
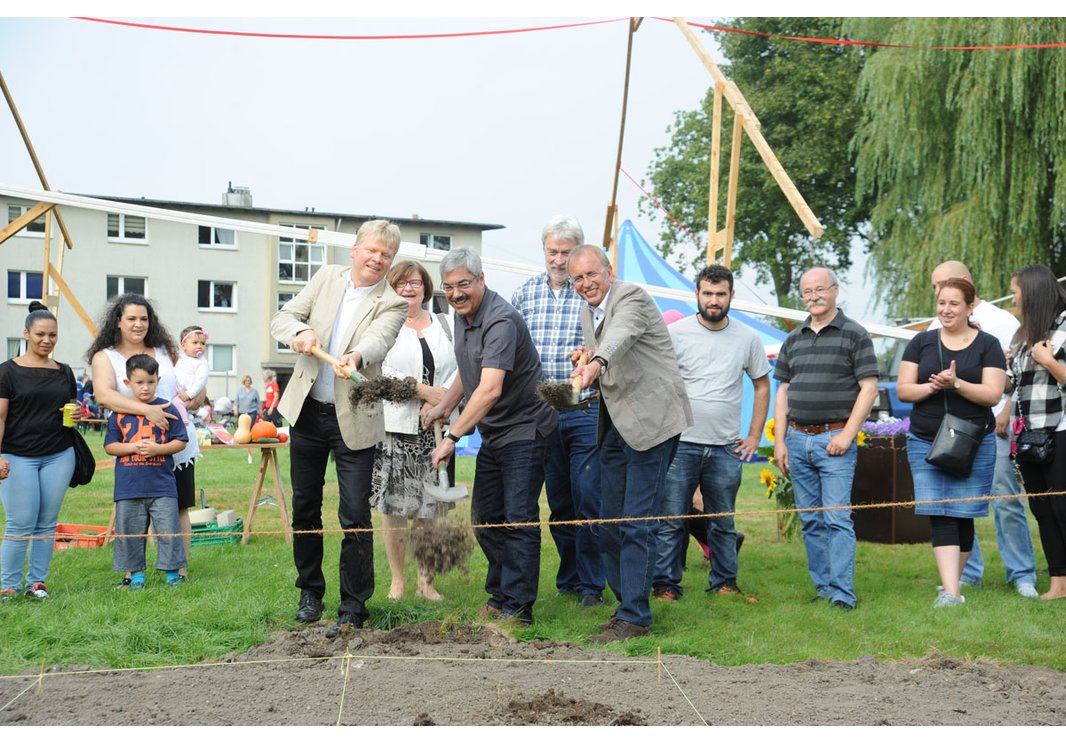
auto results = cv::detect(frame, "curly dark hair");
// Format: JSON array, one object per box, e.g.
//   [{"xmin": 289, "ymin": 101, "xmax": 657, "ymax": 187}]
[
  {"xmin": 85, "ymin": 293, "xmax": 178, "ymax": 363},
  {"xmin": 696, "ymin": 264, "xmax": 734, "ymax": 291}
]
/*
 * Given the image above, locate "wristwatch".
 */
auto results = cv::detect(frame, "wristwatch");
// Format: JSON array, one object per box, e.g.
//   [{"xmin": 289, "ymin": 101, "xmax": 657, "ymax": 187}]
[
  {"xmin": 445, "ymin": 431, "xmax": 462, "ymax": 443},
  {"xmin": 953, "ymin": 379, "xmax": 961, "ymax": 390}
]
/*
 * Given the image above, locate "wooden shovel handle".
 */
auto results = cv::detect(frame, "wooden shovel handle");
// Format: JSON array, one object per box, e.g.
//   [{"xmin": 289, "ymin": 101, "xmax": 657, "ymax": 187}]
[{"xmin": 309, "ymin": 345, "xmax": 362, "ymax": 384}]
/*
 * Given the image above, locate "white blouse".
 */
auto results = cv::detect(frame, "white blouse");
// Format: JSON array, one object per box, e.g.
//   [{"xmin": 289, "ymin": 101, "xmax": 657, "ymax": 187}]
[{"xmin": 381, "ymin": 313, "xmax": 458, "ymax": 435}]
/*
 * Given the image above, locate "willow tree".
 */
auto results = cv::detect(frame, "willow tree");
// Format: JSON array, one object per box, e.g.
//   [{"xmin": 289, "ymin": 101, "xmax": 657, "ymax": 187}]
[
  {"xmin": 850, "ymin": 18, "xmax": 1066, "ymax": 317},
  {"xmin": 641, "ymin": 18, "xmax": 866, "ymax": 305}
]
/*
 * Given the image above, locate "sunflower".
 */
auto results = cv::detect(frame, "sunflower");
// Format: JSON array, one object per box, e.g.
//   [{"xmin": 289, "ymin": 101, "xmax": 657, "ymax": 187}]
[
  {"xmin": 765, "ymin": 418, "xmax": 776, "ymax": 443},
  {"xmin": 759, "ymin": 468, "xmax": 778, "ymax": 495},
  {"xmin": 857, "ymin": 430, "xmax": 867, "ymax": 448}
]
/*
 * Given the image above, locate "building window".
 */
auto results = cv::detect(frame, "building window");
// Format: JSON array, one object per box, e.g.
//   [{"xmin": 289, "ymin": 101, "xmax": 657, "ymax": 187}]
[
  {"xmin": 276, "ymin": 292, "xmax": 296, "ymax": 353},
  {"xmin": 7, "ymin": 270, "xmax": 43, "ymax": 303},
  {"xmin": 6, "ymin": 205, "xmax": 45, "ymax": 236},
  {"xmin": 6, "ymin": 338, "xmax": 24, "ymax": 359},
  {"xmin": 198, "ymin": 280, "xmax": 236, "ymax": 310},
  {"xmin": 419, "ymin": 233, "xmax": 452, "ymax": 251},
  {"xmin": 106, "ymin": 276, "xmax": 146, "ymax": 299},
  {"xmin": 199, "ymin": 226, "xmax": 236, "ymax": 249},
  {"xmin": 278, "ymin": 225, "xmax": 325, "ymax": 283},
  {"xmin": 107, "ymin": 213, "xmax": 147, "ymax": 242},
  {"xmin": 207, "ymin": 344, "xmax": 235, "ymax": 375}
]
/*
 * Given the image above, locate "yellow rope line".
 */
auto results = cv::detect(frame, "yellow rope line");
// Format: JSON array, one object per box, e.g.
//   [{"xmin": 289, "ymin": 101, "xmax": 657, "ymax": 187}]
[
  {"xmin": 659, "ymin": 661, "xmax": 709, "ymax": 726},
  {"xmin": 336, "ymin": 653, "xmax": 352, "ymax": 726},
  {"xmin": 0, "ymin": 679, "xmax": 37, "ymax": 713},
  {"xmin": 0, "ymin": 651, "xmax": 658, "ymax": 683},
  {"xmin": 5, "ymin": 489, "xmax": 1062, "ymax": 543}
]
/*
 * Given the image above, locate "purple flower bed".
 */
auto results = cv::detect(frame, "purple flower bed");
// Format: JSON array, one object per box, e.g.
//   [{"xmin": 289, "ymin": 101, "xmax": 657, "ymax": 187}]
[{"xmin": 861, "ymin": 417, "xmax": 910, "ymax": 438}]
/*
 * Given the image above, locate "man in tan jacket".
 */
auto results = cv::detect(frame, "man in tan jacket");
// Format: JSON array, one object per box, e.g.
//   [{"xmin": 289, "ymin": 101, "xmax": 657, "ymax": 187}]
[
  {"xmin": 270, "ymin": 220, "xmax": 407, "ymax": 637},
  {"xmin": 569, "ymin": 245, "xmax": 692, "ymax": 642}
]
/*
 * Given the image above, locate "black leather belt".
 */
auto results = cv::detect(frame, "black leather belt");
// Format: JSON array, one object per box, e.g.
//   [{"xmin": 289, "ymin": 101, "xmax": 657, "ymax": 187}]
[{"xmin": 307, "ymin": 398, "xmax": 336, "ymax": 414}]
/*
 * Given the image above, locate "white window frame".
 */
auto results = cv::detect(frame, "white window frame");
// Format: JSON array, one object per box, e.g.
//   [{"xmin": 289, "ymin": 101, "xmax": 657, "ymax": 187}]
[
  {"xmin": 198, "ymin": 280, "xmax": 237, "ymax": 312},
  {"xmin": 198, "ymin": 225, "xmax": 237, "ymax": 250},
  {"xmin": 206, "ymin": 344, "xmax": 235, "ymax": 376},
  {"xmin": 6, "ymin": 204, "xmax": 45, "ymax": 238},
  {"xmin": 276, "ymin": 292, "xmax": 297, "ymax": 353},
  {"xmin": 7, "ymin": 270, "xmax": 44, "ymax": 305},
  {"xmin": 278, "ymin": 223, "xmax": 326, "ymax": 285},
  {"xmin": 106, "ymin": 213, "xmax": 148, "ymax": 243},
  {"xmin": 6, "ymin": 337, "xmax": 25, "ymax": 360},
  {"xmin": 106, "ymin": 275, "xmax": 147, "ymax": 300},
  {"xmin": 419, "ymin": 232, "xmax": 452, "ymax": 251}
]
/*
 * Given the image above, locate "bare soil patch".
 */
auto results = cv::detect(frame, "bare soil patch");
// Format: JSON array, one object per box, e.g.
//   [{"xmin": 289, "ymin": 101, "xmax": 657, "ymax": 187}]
[{"xmin": 2, "ymin": 620, "xmax": 1064, "ymax": 725}]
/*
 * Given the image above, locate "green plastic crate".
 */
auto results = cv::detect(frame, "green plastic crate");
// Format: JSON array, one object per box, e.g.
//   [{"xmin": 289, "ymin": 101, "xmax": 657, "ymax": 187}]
[{"xmin": 190, "ymin": 518, "xmax": 243, "ymax": 547}]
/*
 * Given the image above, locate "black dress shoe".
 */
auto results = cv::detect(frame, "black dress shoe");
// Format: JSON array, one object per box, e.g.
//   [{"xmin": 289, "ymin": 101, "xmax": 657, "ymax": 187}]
[
  {"xmin": 325, "ymin": 611, "xmax": 363, "ymax": 638},
  {"xmin": 296, "ymin": 590, "xmax": 324, "ymax": 623},
  {"xmin": 580, "ymin": 593, "xmax": 604, "ymax": 609}
]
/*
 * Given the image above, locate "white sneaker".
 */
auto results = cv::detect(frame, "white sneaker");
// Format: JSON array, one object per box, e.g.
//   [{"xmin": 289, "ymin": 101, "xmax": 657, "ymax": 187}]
[
  {"xmin": 24, "ymin": 582, "xmax": 49, "ymax": 599},
  {"xmin": 1015, "ymin": 582, "xmax": 1039, "ymax": 598},
  {"xmin": 933, "ymin": 590, "xmax": 965, "ymax": 608}
]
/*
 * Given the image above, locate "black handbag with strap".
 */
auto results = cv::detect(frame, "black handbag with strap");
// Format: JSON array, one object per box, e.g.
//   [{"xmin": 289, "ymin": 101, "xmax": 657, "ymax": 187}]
[
  {"xmin": 924, "ymin": 331, "xmax": 986, "ymax": 478},
  {"xmin": 69, "ymin": 429, "xmax": 95, "ymax": 488},
  {"xmin": 1015, "ymin": 428, "xmax": 1054, "ymax": 464}
]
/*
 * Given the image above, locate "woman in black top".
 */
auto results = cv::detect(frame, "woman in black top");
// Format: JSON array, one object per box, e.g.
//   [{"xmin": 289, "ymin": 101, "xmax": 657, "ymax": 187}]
[
  {"xmin": 0, "ymin": 302, "xmax": 81, "ymax": 600},
  {"xmin": 897, "ymin": 278, "xmax": 1006, "ymax": 608}
]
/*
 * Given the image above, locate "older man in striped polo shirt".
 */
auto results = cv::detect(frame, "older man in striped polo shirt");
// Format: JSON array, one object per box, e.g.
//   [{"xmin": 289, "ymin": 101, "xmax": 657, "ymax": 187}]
[{"xmin": 772, "ymin": 267, "xmax": 879, "ymax": 610}]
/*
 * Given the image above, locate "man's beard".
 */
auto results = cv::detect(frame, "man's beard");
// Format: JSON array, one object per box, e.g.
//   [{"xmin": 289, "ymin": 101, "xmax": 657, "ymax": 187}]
[{"xmin": 699, "ymin": 303, "xmax": 729, "ymax": 323}]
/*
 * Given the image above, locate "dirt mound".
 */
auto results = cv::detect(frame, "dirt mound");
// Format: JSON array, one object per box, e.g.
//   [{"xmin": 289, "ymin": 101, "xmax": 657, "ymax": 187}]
[
  {"xmin": 504, "ymin": 688, "xmax": 644, "ymax": 725},
  {"xmin": 347, "ymin": 376, "xmax": 417, "ymax": 408},
  {"xmin": 411, "ymin": 521, "xmax": 474, "ymax": 575}
]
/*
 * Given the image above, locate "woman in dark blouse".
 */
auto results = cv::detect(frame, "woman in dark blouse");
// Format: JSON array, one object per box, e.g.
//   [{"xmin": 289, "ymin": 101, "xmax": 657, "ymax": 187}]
[
  {"xmin": 0, "ymin": 302, "xmax": 81, "ymax": 600},
  {"xmin": 897, "ymin": 278, "xmax": 1006, "ymax": 608}
]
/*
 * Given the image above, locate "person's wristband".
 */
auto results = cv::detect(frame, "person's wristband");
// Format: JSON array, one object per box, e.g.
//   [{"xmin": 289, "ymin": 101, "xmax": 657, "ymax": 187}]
[{"xmin": 445, "ymin": 431, "xmax": 461, "ymax": 443}]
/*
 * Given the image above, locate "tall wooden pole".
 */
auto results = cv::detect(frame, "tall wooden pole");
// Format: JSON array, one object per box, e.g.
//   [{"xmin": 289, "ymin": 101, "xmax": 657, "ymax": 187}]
[
  {"xmin": 604, "ymin": 18, "xmax": 642, "ymax": 267},
  {"xmin": 707, "ymin": 82, "xmax": 724, "ymax": 265}
]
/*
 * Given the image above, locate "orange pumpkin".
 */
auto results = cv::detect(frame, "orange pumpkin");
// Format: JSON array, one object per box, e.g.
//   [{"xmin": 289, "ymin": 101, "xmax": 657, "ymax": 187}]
[{"xmin": 250, "ymin": 421, "xmax": 278, "ymax": 441}]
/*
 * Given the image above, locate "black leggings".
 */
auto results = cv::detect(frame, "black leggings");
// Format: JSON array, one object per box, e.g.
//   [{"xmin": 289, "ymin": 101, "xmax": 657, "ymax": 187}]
[
  {"xmin": 1016, "ymin": 430, "xmax": 1066, "ymax": 577},
  {"xmin": 929, "ymin": 515, "xmax": 975, "ymax": 551}
]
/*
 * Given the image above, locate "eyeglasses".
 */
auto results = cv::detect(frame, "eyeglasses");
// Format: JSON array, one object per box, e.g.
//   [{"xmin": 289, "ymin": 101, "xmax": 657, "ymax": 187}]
[
  {"xmin": 441, "ymin": 279, "xmax": 476, "ymax": 293},
  {"xmin": 395, "ymin": 279, "xmax": 424, "ymax": 289},
  {"xmin": 800, "ymin": 284, "xmax": 837, "ymax": 298},
  {"xmin": 572, "ymin": 269, "xmax": 604, "ymax": 286}
]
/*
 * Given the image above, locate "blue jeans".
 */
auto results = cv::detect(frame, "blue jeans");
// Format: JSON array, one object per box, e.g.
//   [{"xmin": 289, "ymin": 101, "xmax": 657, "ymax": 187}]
[
  {"xmin": 786, "ymin": 427, "xmax": 858, "ymax": 606},
  {"xmin": 599, "ymin": 422, "xmax": 679, "ymax": 627},
  {"xmin": 653, "ymin": 441, "xmax": 743, "ymax": 595},
  {"xmin": 961, "ymin": 434, "xmax": 1037, "ymax": 586},
  {"xmin": 471, "ymin": 433, "xmax": 548, "ymax": 623},
  {"xmin": 1, "ymin": 448, "xmax": 75, "ymax": 590},
  {"xmin": 543, "ymin": 404, "xmax": 604, "ymax": 598}
]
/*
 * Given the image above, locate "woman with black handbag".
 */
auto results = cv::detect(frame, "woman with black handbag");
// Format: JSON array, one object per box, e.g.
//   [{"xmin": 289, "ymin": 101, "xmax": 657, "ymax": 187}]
[
  {"xmin": 0, "ymin": 302, "xmax": 82, "ymax": 601},
  {"xmin": 1007, "ymin": 265, "xmax": 1066, "ymax": 601},
  {"xmin": 897, "ymin": 278, "xmax": 1007, "ymax": 608}
]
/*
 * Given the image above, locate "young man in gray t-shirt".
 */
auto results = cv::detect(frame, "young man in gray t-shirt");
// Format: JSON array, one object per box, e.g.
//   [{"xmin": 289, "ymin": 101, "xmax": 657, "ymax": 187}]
[{"xmin": 652, "ymin": 265, "xmax": 771, "ymax": 602}]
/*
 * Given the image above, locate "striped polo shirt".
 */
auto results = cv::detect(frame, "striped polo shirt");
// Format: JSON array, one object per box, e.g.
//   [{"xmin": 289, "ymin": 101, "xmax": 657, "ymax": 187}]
[{"xmin": 773, "ymin": 309, "xmax": 879, "ymax": 425}]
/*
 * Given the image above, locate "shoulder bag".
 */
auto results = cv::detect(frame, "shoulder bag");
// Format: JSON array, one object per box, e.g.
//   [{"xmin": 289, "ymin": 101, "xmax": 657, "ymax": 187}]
[
  {"xmin": 924, "ymin": 331, "xmax": 985, "ymax": 478},
  {"xmin": 69, "ymin": 429, "xmax": 96, "ymax": 488}
]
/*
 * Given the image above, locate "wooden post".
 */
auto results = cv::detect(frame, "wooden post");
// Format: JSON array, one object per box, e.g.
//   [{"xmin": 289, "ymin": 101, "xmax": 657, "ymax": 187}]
[
  {"xmin": 604, "ymin": 17, "xmax": 642, "ymax": 263},
  {"xmin": 723, "ymin": 107, "xmax": 743, "ymax": 268},
  {"xmin": 42, "ymin": 209, "xmax": 52, "ymax": 303},
  {"xmin": 707, "ymin": 83, "xmax": 724, "ymax": 265},
  {"xmin": 674, "ymin": 17, "xmax": 824, "ymax": 239}
]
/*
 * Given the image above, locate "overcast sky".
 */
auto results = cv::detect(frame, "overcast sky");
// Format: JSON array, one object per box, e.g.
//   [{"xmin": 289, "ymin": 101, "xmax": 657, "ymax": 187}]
[{"xmin": 1, "ymin": 12, "xmax": 950, "ymax": 321}]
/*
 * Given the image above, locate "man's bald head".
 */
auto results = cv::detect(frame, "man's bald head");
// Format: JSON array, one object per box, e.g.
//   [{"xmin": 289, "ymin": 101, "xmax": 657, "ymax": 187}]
[{"xmin": 931, "ymin": 261, "xmax": 972, "ymax": 295}]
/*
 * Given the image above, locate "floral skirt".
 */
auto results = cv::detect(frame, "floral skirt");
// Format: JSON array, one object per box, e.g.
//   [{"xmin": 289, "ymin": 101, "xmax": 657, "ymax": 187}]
[{"xmin": 370, "ymin": 429, "xmax": 454, "ymax": 520}]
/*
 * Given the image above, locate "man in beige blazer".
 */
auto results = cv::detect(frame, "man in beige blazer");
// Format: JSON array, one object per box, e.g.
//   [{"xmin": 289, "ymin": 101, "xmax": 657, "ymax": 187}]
[
  {"xmin": 569, "ymin": 245, "xmax": 692, "ymax": 643},
  {"xmin": 270, "ymin": 220, "xmax": 407, "ymax": 637}
]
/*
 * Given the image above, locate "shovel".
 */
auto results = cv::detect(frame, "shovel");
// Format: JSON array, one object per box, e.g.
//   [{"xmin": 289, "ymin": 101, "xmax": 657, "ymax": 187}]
[
  {"xmin": 424, "ymin": 422, "xmax": 469, "ymax": 503},
  {"xmin": 309, "ymin": 345, "xmax": 367, "ymax": 385}
]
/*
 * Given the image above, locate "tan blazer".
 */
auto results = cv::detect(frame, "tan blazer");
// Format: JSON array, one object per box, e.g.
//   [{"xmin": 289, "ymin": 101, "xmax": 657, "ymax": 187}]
[
  {"xmin": 581, "ymin": 280, "xmax": 692, "ymax": 451},
  {"xmin": 269, "ymin": 264, "xmax": 407, "ymax": 451}
]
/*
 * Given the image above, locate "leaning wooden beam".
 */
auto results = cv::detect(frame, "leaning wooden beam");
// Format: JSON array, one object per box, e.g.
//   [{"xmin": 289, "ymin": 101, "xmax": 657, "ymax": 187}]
[
  {"xmin": 0, "ymin": 71, "xmax": 74, "ymax": 249},
  {"xmin": 707, "ymin": 82, "xmax": 724, "ymax": 265},
  {"xmin": 723, "ymin": 105, "xmax": 743, "ymax": 268},
  {"xmin": 46, "ymin": 262, "xmax": 97, "ymax": 336},
  {"xmin": 674, "ymin": 17, "xmax": 824, "ymax": 239},
  {"xmin": 0, "ymin": 200, "xmax": 53, "ymax": 244}
]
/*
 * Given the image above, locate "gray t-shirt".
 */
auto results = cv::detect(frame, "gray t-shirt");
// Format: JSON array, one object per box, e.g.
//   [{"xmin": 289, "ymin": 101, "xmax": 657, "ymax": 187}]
[
  {"xmin": 454, "ymin": 288, "xmax": 558, "ymax": 448},
  {"xmin": 670, "ymin": 315, "xmax": 771, "ymax": 445}
]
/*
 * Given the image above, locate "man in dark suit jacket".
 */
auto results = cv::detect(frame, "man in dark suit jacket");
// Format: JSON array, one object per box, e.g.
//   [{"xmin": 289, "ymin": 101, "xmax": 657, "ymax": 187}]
[
  {"xmin": 270, "ymin": 219, "xmax": 407, "ymax": 637},
  {"xmin": 569, "ymin": 245, "xmax": 692, "ymax": 642}
]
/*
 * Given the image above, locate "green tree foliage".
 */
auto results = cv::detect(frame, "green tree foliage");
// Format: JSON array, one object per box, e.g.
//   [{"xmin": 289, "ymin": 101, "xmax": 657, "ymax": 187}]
[
  {"xmin": 850, "ymin": 18, "xmax": 1066, "ymax": 316},
  {"xmin": 641, "ymin": 18, "xmax": 866, "ymax": 304}
]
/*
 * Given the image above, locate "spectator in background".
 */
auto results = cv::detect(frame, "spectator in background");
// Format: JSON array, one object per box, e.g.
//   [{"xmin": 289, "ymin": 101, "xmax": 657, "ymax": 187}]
[
  {"xmin": 262, "ymin": 370, "xmax": 282, "ymax": 426},
  {"xmin": 236, "ymin": 375, "xmax": 261, "ymax": 427}
]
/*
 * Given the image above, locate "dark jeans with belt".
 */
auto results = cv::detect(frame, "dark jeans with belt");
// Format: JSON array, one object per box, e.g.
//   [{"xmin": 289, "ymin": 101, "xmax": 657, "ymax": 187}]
[
  {"xmin": 290, "ymin": 398, "xmax": 375, "ymax": 621},
  {"xmin": 471, "ymin": 432, "xmax": 548, "ymax": 623}
]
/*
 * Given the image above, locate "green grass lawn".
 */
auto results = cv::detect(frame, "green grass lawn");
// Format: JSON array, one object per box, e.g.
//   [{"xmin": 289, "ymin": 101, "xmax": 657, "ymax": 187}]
[{"xmin": 1, "ymin": 440, "xmax": 1062, "ymax": 676}]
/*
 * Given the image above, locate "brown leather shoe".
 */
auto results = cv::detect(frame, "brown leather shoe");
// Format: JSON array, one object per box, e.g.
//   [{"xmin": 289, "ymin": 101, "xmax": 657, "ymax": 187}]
[
  {"xmin": 586, "ymin": 617, "xmax": 649, "ymax": 644},
  {"xmin": 478, "ymin": 603, "xmax": 501, "ymax": 618}
]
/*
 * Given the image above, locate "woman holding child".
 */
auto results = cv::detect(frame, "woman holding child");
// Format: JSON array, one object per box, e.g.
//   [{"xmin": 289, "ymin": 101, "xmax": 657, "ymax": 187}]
[
  {"xmin": 87, "ymin": 294, "xmax": 201, "ymax": 581},
  {"xmin": 0, "ymin": 302, "xmax": 81, "ymax": 601}
]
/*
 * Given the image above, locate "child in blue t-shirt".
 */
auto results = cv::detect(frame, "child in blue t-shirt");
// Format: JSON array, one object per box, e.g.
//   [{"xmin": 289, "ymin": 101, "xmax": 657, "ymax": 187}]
[{"xmin": 104, "ymin": 354, "xmax": 189, "ymax": 589}]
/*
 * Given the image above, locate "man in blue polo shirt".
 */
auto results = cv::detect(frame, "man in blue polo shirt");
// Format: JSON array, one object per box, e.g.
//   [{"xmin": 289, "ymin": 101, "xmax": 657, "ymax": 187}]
[
  {"xmin": 773, "ymin": 267, "xmax": 879, "ymax": 610},
  {"xmin": 512, "ymin": 216, "xmax": 605, "ymax": 608},
  {"xmin": 424, "ymin": 247, "xmax": 558, "ymax": 627}
]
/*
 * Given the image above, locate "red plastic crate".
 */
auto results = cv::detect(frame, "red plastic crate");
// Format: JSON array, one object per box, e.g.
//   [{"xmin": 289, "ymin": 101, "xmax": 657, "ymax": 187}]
[{"xmin": 53, "ymin": 523, "xmax": 109, "ymax": 550}]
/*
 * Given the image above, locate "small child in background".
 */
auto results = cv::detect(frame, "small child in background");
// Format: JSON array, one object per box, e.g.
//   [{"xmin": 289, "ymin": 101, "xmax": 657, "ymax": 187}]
[
  {"xmin": 173, "ymin": 325, "xmax": 209, "ymax": 423},
  {"xmin": 105, "ymin": 354, "xmax": 188, "ymax": 589}
]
